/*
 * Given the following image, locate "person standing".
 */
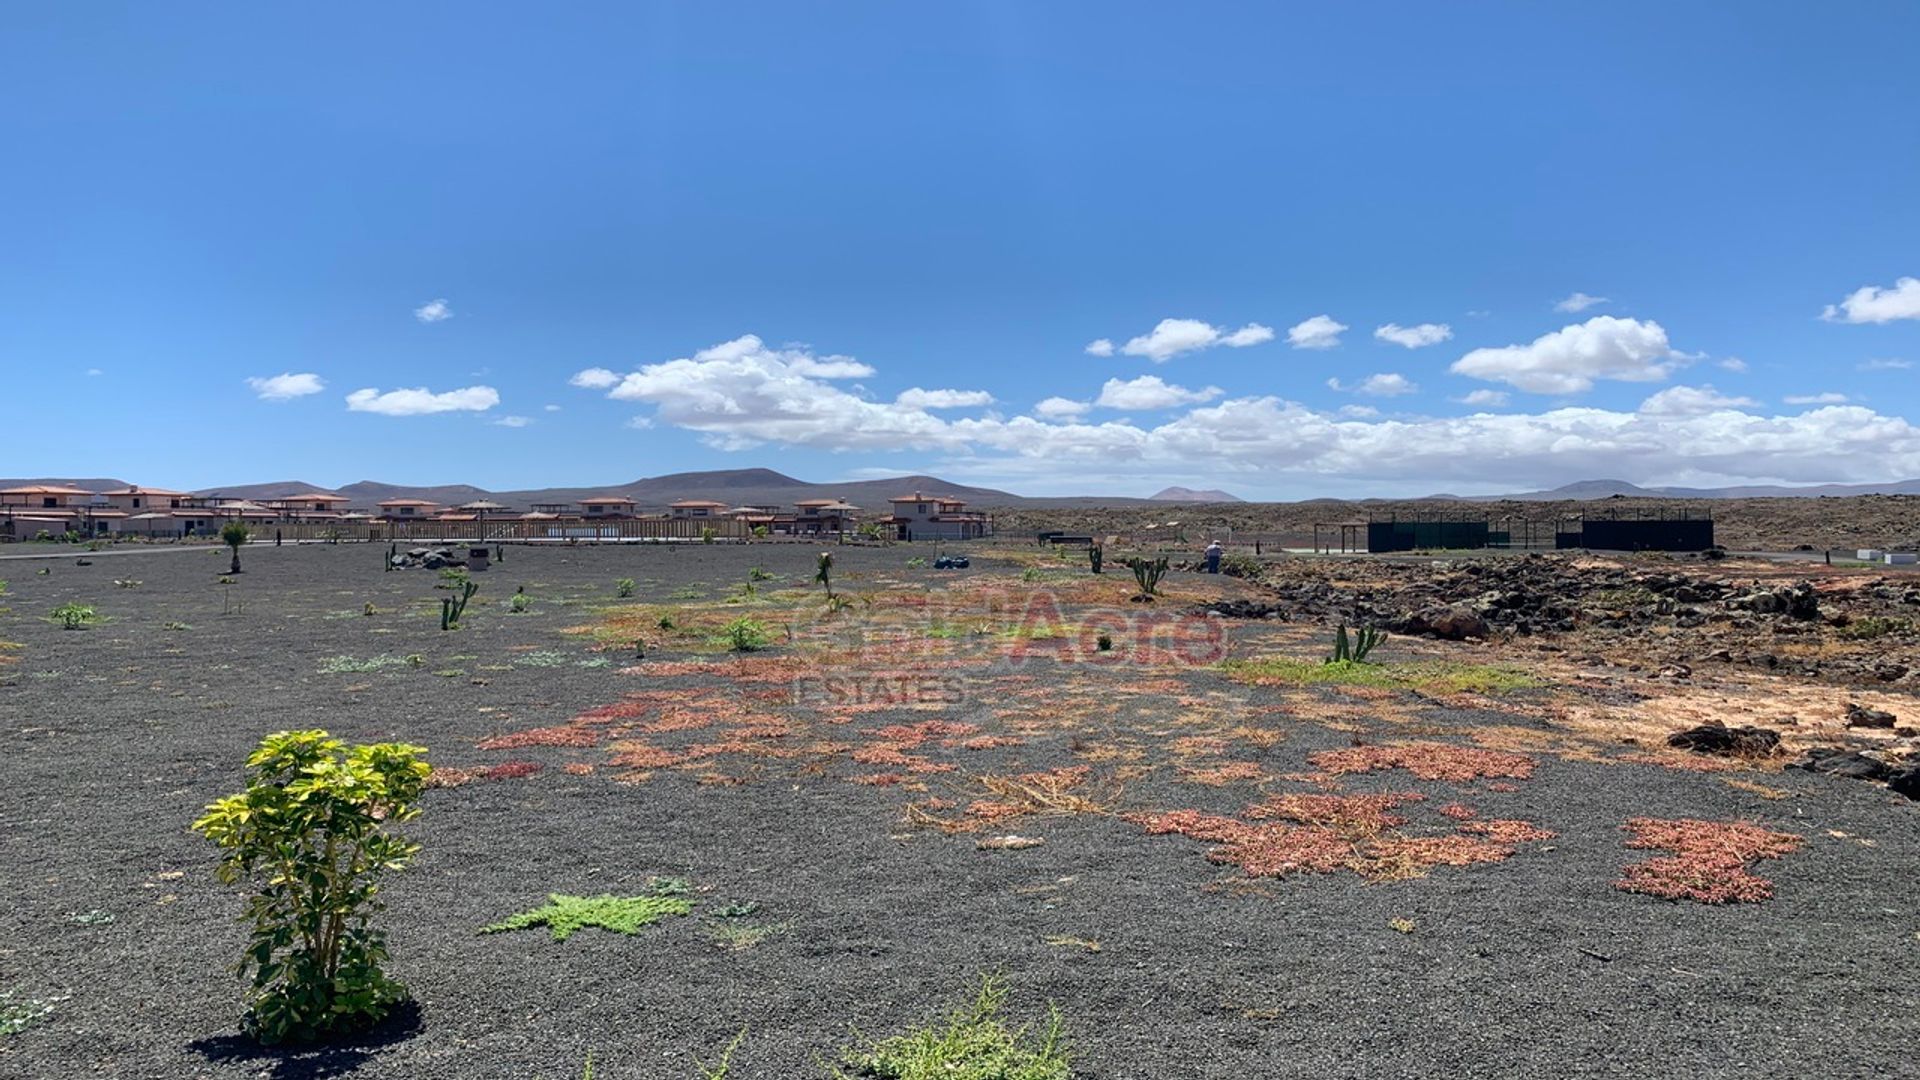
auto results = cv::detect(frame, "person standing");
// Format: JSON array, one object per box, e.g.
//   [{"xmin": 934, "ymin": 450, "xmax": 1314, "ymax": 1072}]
[{"xmin": 1204, "ymin": 539, "xmax": 1223, "ymax": 574}]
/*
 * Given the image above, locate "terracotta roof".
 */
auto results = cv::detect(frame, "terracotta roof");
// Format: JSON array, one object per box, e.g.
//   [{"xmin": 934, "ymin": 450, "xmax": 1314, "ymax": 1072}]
[
  {"xmin": 99, "ymin": 486, "xmax": 190, "ymax": 497},
  {"xmin": 578, "ymin": 496, "xmax": 637, "ymax": 505},
  {"xmin": 670, "ymin": 499, "xmax": 730, "ymax": 508},
  {"xmin": 377, "ymin": 498, "xmax": 441, "ymax": 507},
  {"xmin": 0, "ymin": 484, "xmax": 95, "ymax": 496}
]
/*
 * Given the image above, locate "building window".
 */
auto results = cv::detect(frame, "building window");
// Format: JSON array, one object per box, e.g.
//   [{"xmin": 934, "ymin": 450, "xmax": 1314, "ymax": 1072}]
[{"xmin": 132, "ymin": 497, "xmax": 142, "ymax": 508}]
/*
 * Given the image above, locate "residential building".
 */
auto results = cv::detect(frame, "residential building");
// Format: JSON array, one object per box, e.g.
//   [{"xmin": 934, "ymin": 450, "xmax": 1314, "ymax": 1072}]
[{"xmin": 883, "ymin": 492, "xmax": 993, "ymax": 541}]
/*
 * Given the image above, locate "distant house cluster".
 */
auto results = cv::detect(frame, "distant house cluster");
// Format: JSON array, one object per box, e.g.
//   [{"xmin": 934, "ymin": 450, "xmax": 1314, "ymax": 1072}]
[{"xmin": 1, "ymin": 484, "xmax": 993, "ymax": 541}]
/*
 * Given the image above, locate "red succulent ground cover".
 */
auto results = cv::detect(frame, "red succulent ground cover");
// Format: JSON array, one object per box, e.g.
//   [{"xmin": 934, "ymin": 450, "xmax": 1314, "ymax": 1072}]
[
  {"xmin": 1613, "ymin": 818, "xmax": 1804, "ymax": 904},
  {"xmin": 1133, "ymin": 791, "xmax": 1554, "ymax": 882},
  {"xmin": 477, "ymin": 724, "xmax": 603, "ymax": 750},
  {"xmin": 1309, "ymin": 742, "xmax": 1537, "ymax": 783}
]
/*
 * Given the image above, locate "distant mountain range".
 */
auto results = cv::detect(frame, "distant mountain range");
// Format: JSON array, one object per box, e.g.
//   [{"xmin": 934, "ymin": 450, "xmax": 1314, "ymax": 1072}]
[
  {"xmin": 5, "ymin": 470, "xmax": 1918, "ymax": 508},
  {"xmin": 1150, "ymin": 486, "xmax": 1244, "ymax": 503},
  {"xmin": 1424, "ymin": 478, "xmax": 1920, "ymax": 501}
]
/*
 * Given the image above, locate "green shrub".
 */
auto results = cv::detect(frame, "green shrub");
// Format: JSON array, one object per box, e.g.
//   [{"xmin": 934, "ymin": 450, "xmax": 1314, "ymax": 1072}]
[
  {"xmin": 722, "ymin": 618, "xmax": 770, "ymax": 652},
  {"xmin": 815, "ymin": 551, "xmax": 834, "ymax": 598},
  {"xmin": 700, "ymin": 525, "xmax": 716, "ymax": 544},
  {"xmin": 748, "ymin": 566, "xmax": 774, "ymax": 582},
  {"xmin": 481, "ymin": 886, "xmax": 692, "ymax": 942},
  {"xmin": 751, "ymin": 524, "xmax": 770, "ymax": 538},
  {"xmin": 220, "ymin": 520, "xmax": 250, "ymax": 574},
  {"xmin": 509, "ymin": 588, "xmax": 531, "ymax": 614},
  {"xmin": 1327, "ymin": 624, "xmax": 1386, "ymax": 664},
  {"xmin": 1125, "ymin": 556, "xmax": 1168, "ymax": 598},
  {"xmin": 1838, "ymin": 616, "xmax": 1912, "ymax": 641},
  {"xmin": 48, "ymin": 602, "xmax": 97, "ymax": 630},
  {"xmin": 832, "ymin": 974, "xmax": 1069, "ymax": 1080},
  {"xmin": 616, "ymin": 577, "xmax": 637, "ymax": 598},
  {"xmin": 905, "ymin": 557, "xmax": 927, "ymax": 569},
  {"xmin": 192, "ymin": 730, "xmax": 429, "ymax": 1044}
]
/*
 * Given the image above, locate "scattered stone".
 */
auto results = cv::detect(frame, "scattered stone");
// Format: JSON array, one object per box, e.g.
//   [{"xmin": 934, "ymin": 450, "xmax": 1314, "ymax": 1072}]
[
  {"xmin": 976, "ymin": 835, "xmax": 1044, "ymax": 851},
  {"xmin": 1199, "ymin": 599, "xmax": 1289, "ymax": 620},
  {"xmin": 1398, "ymin": 605, "xmax": 1489, "ymax": 640},
  {"xmin": 1844, "ymin": 702, "xmax": 1898, "ymax": 730},
  {"xmin": 1788, "ymin": 747, "xmax": 1891, "ymax": 782},
  {"xmin": 1666, "ymin": 722, "xmax": 1780, "ymax": 757},
  {"xmin": 1889, "ymin": 767, "xmax": 1920, "ymax": 801}
]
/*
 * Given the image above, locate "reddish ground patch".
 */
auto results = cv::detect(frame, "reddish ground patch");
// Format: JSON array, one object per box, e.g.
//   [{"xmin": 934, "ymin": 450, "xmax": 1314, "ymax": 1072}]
[
  {"xmin": 1309, "ymin": 742, "xmax": 1536, "ymax": 783},
  {"xmin": 1613, "ymin": 817, "xmax": 1804, "ymax": 904},
  {"xmin": 477, "ymin": 724, "xmax": 602, "ymax": 750}
]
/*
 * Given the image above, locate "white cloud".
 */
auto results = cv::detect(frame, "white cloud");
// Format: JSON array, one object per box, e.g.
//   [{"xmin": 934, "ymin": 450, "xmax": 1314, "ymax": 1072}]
[
  {"xmin": 1095, "ymin": 375, "xmax": 1223, "ymax": 411},
  {"xmin": 1374, "ymin": 322, "xmax": 1453, "ymax": 349},
  {"xmin": 895, "ymin": 388, "xmax": 995, "ymax": 409},
  {"xmin": 1718, "ymin": 357, "xmax": 1749, "ymax": 373},
  {"xmin": 570, "ymin": 368, "xmax": 621, "ymax": 390},
  {"xmin": 413, "ymin": 298, "xmax": 453, "ymax": 323},
  {"xmin": 1339, "ymin": 404, "xmax": 1380, "ymax": 419},
  {"xmin": 492, "ymin": 415, "xmax": 533, "ymax": 428},
  {"xmin": 1116, "ymin": 318, "xmax": 1274, "ymax": 362},
  {"xmin": 1220, "ymin": 323, "xmax": 1276, "ymax": 348},
  {"xmin": 1784, "ymin": 392, "xmax": 1849, "ymax": 405},
  {"xmin": 1638, "ymin": 385, "xmax": 1760, "ymax": 416},
  {"xmin": 1554, "ymin": 292, "xmax": 1609, "ymax": 313},
  {"xmin": 345, "ymin": 385, "xmax": 500, "ymax": 416},
  {"xmin": 1455, "ymin": 389, "xmax": 1510, "ymax": 408},
  {"xmin": 1330, "ymin": 373, "xmax": 1418, "ymax": 397},
  {"xmin": 1859, "ymin": 357, "xmax": 1912, "ymax": 371},
  {"xmin": 1822, "ymin": 276, "xmax": 1920, "ymax": 324},
  {"xmin": 1033, "ymin": 396, "xmax": 1090, "ymax": 419},
  {"xmin": 85, "ymin": 367, "xmax": 103, "ymax": 377},
  {"xmin": 1286, "ymin": 315, "xmax": 1347, "ymax": 351},
  {"xmin": 1084, "ymin": 338, "xmax": 1115, "ymax": 357},
  {"xmin": 246, "ymin": 372, "xmax": 326, "ymax": 401},
  {"xmin": 572, "ymin": 334, "xmax": 972, "ymax": 451},
  {"xmin": 1451, "ymin": 316, "xmax": 1681, "ymax": 394},
  {"xmin": 543, "ymin": 403, "xmax": 563, "ymax": 411}
]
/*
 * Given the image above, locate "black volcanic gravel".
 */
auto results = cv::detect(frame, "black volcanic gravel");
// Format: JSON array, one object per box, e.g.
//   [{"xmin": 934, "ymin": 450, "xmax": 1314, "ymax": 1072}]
[{"xmin": 0, "ymin": 541, "xmax": 1916, "ymax": 1079}]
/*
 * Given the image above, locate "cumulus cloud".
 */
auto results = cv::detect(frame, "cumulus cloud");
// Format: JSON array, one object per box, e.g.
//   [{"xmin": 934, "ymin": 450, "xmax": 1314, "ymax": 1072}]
[
  {"xmin": 1859, "ymin": 357, "xmax": 1912, "ymax": 371},
  {"xmin": 1638, "ymin": 385, "xmax": 1760, "ymax": 416},
  {"xmin": 1718, "ymin": 357, "xmax": 1749, "ymax": 373},
  {"xmin": 570, "ymin": 368, "xmax": 621, "ymax": 390},
  {"xmin": 1822, "ymin": 276, "xmax": 1920, "ymax": 324},
  {"xmin": 1084, "ymin": 338, "xmax": 1115, "ymax": 357},
  {"xmin": 1784, "ymin": 392, "xmax": 1849, "ymax": 405},
  {"xmin": 345, "ymin": 385, "xmax": 500, "ymax": 416},
  {"xmin": 1286, "ymin": 315, "xmax": 1347, "ymax": 350},
  {"xmin": 413, "ymin": 298, "xmax": 453, "ymax": 323},
  {"xmin": 1455, "ymin": 389, "xmax": 1510, "ymax": 408},
  {"xmin": 1095, "ymin": 375, "xmax": 1223, "ymax": 411},
  {"xmin": 564, "ymin": 332, "xmax": 1920, "ymax": 490},
  {"xmin": 1451, "ymin": 316, "xmax": 1681, "ymax": 394},
  {"xmin": 1033, "ymin": 396, "xmax": 1090, "ymax": 419},
  {"xmin": 1554, "ymin": 292, "xmax": 1609, "ymax": 313},
  {"xmin": 1115, "ymin": 318, "xmax": 1274, "ymax": 362},
  {"xmin": 1374, "ymin": 323, "xmax": 1453, "ymax": 349},
  {"xmin": 246, "ymin": 372, "xmax": 325, "ymax": 401},
  {"xmin": 1339, "ymin": 404, "xmax": 1380, "ymax": 419},
  {"xmin": 1329, "ymin": 373, "xmax": 1418, "ymax": 397},
  {"xmin": 570, "ymin": 334, "xmax": 974, "ymax": 451},
  {"xmin": 895, "ymin": 388, "xmax": 995, "ymax": 409}
]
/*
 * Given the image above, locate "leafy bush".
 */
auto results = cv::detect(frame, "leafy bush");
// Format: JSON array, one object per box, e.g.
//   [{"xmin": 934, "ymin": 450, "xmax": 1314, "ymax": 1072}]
[
  {"xmin": 48, "ymin": 602, "xmax": 97, "ymax": 630},
  {"xmin": 748, "ymin": 566, "xmax": 774, "ymax": 582},
  {"xmin": 751, "ymin": 524, "xmax": 770, "ymax": 538},
  {"xmin": 700, "ymin": 525, "xmax": 716, "ymax": 544},
  {"xmin": 1839, "ymin": 616, "xmax": 1912, "ymax": 641},
  {"xmin": 722, "ymin": 617, "xmax": 770, "ymax": 652},
  {"xmin": 832, "ymin": 974, "xmax": 1069, "ymax": 1080},
  {"xmin": 905, "ymin": 557, "xmax": 927, "ymax": 569},
  {"xmin": 616, "ymin": 577, "xmax": 637, "ymax": 598},
  {"xmin": 192, "ymin": 730, "xmax": 429, "ymax": 1044},
  {"xmin": 815, "ymin": 551, "xmax": 834, "ymax": 598},
  {"xmin": 509, "ymin": 587, "xmax": 531, "ymax": 614}
]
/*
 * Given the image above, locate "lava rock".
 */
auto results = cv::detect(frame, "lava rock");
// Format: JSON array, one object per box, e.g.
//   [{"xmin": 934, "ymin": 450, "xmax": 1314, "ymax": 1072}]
[
  {"xmin": 1666, "ymin": 722, "xmax": 1780, "ymax": 757},
  {"xmin": 1845, "ymin": 702, "xmax": 1898, "ymax": 729},
  {"xmin": 1789, "ymin": 747, "xmax": 1891, "ymax": 781},
  {"xmin": 1398, "ymin": 605, "xmax": 1490, "ymax": 641},
  {"xmin": 1889, "ymin": 766, "xmax": 1920, "ymax": 801}
]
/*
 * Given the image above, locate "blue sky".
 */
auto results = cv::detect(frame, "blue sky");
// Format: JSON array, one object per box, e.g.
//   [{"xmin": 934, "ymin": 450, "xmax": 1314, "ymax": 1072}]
[{"xmin": 2, "ymin": 3, "xmax": 1917, "ymax": 498}]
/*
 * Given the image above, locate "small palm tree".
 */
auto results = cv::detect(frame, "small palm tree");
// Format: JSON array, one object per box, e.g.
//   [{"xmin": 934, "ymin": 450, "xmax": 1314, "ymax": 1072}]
[{"xmin": 220, "ymin": 520, "xmax": 250, "ymax": 574}]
